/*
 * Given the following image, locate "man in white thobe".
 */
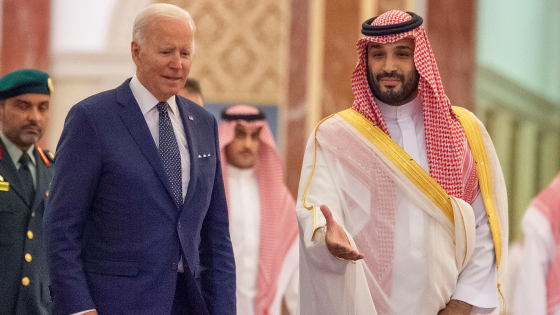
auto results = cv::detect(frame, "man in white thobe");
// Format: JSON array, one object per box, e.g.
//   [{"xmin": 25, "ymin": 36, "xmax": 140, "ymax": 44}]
[
  {"xmin": 219, "ymin": 105, "xmax": 299, "ymax": 315},
  {"xmin": 296, "ymin": 10, "xmax": 508, "ymax": 315}
]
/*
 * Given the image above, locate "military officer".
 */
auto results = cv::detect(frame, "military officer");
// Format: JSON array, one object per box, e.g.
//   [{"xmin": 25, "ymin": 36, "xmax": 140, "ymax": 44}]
[{"xmin": 0, "ymin": 69, "xmax": 54, "ymax": 315}]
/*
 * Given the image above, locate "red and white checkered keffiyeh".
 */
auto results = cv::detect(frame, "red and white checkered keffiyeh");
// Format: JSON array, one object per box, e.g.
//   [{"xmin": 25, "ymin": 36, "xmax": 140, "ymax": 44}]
[
  {"xmin": 352, "ymin": 10, "xmax": 478, "ymax": 202},
  {"xmin": 218, "ymin": 105, "xmax": 298, "ymax": 315}
]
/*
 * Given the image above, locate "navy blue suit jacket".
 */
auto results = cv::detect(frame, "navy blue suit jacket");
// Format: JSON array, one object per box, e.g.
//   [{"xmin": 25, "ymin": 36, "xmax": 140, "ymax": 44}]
[{"xmin": 43, "ymin": 79, "xmax": 236, "ymax": 315}]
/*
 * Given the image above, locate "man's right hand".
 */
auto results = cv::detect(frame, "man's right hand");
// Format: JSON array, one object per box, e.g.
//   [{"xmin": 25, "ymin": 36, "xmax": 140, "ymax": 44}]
[{"xmin": 320, "ymin": 204, "xmax": 365, "ymax": 261}]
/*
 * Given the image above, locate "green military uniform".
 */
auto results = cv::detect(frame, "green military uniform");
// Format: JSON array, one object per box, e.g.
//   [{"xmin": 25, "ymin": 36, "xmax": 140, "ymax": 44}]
[
  {"xmin": 0, "ymin": 69, "xmax": 53, "ymax": 315},
  {"xmin": 0, "ymin": 138, "xmax": 54, "ymax": 314}
]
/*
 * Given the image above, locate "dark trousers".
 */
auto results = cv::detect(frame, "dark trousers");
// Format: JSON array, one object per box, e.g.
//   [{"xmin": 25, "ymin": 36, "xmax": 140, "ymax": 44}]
[{"xmin": 171, "ymin": 273, "xmax": 189, "ymax": 315}]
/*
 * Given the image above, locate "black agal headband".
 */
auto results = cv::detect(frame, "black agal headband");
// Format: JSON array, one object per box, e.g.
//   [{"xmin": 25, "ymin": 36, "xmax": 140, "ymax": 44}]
[
  {"xmin": 361, "ymin": 12, "xmax": 423, "ymax": 36},
  {"xmin": 221, "ymin": 108, "xmax": 266, "ymax": 122}
]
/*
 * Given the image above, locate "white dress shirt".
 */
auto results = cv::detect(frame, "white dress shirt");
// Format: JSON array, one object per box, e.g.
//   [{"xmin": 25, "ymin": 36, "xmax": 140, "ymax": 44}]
[
  {"xmin": 0, "ymin": 131, "xmax": 37, "ymax": 187},
  {"xmin": 376, "ymin": 96, "xmax": 498, "ymax": 314},
  {"xmin": 130, "ymin": 76, "xmax": 190, "ymax": 198}
]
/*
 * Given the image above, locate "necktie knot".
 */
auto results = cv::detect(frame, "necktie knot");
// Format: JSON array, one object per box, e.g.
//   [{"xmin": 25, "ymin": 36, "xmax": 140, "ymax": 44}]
[
  {"xmin": 156, "ymin": 102, "xmax": 169, "ymax": 114},
  {"xmin": 19, "ymin": 153, "xmax": 31, "ymax": 168}
]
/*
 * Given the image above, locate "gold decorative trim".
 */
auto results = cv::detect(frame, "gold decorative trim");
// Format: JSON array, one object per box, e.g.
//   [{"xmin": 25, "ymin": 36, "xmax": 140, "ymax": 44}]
[
  {"xmin": 302, "ymin": 114, "xmax": 335, "ymax": 241},
  {"xmin": 338, "ymin": 108, "xmax": 454, "ymax": 224},
  {"xmin": 453, "ymin": 106, "xmax": 503, "ymax": 269},
  {"xmin": 451, "ymin": 197, "xmax": 468, "ymax": 266}
]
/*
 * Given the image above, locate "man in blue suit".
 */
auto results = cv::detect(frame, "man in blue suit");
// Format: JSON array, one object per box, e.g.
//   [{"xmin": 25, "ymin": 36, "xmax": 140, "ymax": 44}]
[{"xmin": 43, "ymin": 3, "xmax": 236, "ymax": 315}]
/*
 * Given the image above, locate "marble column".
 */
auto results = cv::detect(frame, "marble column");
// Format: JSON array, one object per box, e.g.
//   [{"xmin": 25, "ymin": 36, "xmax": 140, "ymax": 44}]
[
  {"xmin": 285, "ymin": 0, "xmax": 363, "ymax": 197},
  {"xmin": 285, "ymin": 0, "xmax": 311, "ymax": 197},
  {"xmin": 1, "ymin": 0, "xmax": 51, "ymax": 148},
  {"xmin": 512, "ymin": 121, "xmax": 539, "ymax": 241},
  {"xmin": 1, "ymin": 0, "xmax": 50, "ymax": 75},
  {"xmin": 321, "ymin": 0, "xmax": 361, "ymax": 118},
  {"xmin": 377, "ymin": 0, "xmax": 407, "ymax": 13},
  {"xmin": 427, "ymin": 0, "xmax": 476, "ymax": 111}
]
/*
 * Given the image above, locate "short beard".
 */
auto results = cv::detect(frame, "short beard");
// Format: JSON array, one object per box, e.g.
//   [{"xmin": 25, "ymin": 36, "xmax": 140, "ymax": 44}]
[{"xmin": 367, "ymin": 68, "xmax": 420, "ymax": 106}]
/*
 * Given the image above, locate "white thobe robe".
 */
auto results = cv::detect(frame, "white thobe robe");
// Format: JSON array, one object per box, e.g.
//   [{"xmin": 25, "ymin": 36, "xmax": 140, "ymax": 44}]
[
  {"xmin": 375, "ymin": 97, "xmax": 497, "ymax": 313},
  {"xmin": 513, "ymin": 206, "xmax": 559, "ymax": 315},
  {"xmin": 228, "ymin": 165, "xmax": 299, "ymax": 315}
]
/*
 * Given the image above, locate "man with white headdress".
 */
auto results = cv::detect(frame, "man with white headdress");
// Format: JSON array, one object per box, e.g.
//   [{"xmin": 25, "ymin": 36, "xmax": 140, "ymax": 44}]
[
  {"xmin": 219, "ymin": 105, "xmax": 299, "ymax": 315},
  {"xmin": 296, "ymin": 10, "xmax": 508, "ymax": 315}
]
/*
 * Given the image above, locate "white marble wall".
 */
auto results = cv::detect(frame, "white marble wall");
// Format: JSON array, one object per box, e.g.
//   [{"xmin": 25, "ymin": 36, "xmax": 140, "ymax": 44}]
[{"xmin": 47, "ymin": 0, "xmax": 151, "ymax": 149}]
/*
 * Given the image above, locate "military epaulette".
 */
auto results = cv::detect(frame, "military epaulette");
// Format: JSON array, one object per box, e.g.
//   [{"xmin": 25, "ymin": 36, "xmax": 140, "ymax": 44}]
[
  {"xmin": 37, "ymin": 147, "xmax": 53, "ymax": 165},
  {"xmin": 44, "ymin": 149, "xmax": 55, "ymax": 163}
]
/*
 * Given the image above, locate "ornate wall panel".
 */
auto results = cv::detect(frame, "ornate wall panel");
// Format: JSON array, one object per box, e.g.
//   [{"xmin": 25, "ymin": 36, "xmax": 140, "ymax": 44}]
[{"xmin": 160, "ymin": 0, "xmax": 290, "ymax": 106}]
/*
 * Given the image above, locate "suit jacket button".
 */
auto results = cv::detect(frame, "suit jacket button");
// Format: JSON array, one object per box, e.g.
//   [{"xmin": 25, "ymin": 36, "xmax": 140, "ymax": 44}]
[
  {"xmin": 27, "ymin": 230, "xmax": 34, "ymax": 239},
  {"xmin": 22, "ymin": 277, "xmax": 30, "ymax": 286},
  {"xmin": 25, "ymin": 253, "xmax": 32, "ymax": 262}
]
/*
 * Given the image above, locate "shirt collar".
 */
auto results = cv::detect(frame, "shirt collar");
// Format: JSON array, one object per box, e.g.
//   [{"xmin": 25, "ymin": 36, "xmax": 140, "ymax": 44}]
[
  {"xmin": 0, "ymin": 131, "xmax": 36, "ymax": 167},
  {"xmin": 375, "ymin": 95, "xmax": 423, "ymax": 120},
  {"xmin": 129, "ymin": 75, "xmax": 179, "ymax": 118},
  {"xmin": 227, "ymin": 164, "xmax": 256, "ymax": 178}
]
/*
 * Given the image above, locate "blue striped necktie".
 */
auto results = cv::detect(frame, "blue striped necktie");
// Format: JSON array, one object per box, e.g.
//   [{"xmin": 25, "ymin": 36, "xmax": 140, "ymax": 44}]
[{"xmin": 156, "ymin": 102, "xmax": 183, "ymax": 209}]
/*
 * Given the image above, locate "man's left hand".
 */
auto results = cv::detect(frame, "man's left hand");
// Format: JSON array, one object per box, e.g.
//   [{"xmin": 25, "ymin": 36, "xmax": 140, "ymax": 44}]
[{"xmin": 437, "ymin": 299, "xmax": 472, "ymax": 315}]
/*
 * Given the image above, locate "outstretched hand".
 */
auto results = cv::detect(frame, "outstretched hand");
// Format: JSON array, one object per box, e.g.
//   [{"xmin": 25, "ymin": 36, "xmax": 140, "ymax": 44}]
[
  {"xmin": 437, "ymin": 299, "xmax": 472, "ymax": 315},
  {"xmin": 320, "ymin": 204, "xmax": 365, "ymax": 261}
]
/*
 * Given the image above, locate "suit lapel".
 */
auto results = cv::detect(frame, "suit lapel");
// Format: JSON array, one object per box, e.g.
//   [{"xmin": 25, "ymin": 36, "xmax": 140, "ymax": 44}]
[
  {"xmin": 116, "ymin": 81, "xmax": 177, "ymax": 208},
  {"xmin": 176, "ymin": 97, "xmax": 198, "ymax": 212},
  {"xmin": 0, "ymin": 139, "xmax": 31, "ymax": 207}
]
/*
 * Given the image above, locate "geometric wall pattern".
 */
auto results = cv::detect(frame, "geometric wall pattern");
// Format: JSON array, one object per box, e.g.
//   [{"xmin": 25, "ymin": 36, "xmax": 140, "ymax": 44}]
[
  {"xmin": 158, "ymin": 0, "xmax": 290, "ymax": 105},
  {"xmin": 377, "ymin": 0, "xmax": 408, "ymax": 13}
]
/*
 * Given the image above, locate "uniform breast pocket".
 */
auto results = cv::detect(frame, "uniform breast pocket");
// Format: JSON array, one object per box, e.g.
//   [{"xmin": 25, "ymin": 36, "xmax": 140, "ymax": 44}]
[
  {"xmin": 0, "ymin": 195, "xmax": 15, "ymax": 245},
  {"xmin": 0, "ymin": 190, "xmax": 14, "ymax": 212}
]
